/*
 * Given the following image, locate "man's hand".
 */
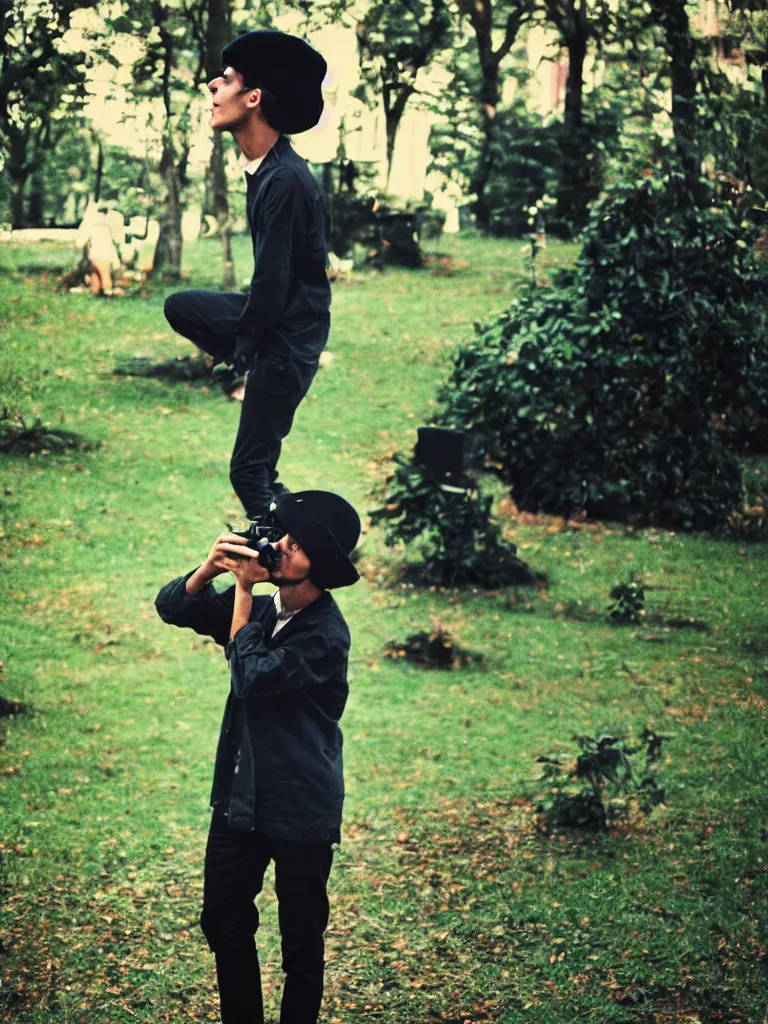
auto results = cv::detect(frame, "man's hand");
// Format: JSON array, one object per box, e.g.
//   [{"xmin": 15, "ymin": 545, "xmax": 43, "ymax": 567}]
[
  {"xmin": 186, "ymin": 533, "xmax": 270, "ymax": 596},
  {"xmin": 227, "ymin": 547, "xmax": 272, "ymax": 592}
]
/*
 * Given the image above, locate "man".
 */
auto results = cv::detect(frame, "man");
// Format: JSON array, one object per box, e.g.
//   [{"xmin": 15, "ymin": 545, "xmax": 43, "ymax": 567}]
[
  {"xmin": 155, "ymin": 490, "xmax": 359, "ymax": 1024},
  {"xmin": 164, "ymin": 31, "xmax": 331, "ymax": 520}
]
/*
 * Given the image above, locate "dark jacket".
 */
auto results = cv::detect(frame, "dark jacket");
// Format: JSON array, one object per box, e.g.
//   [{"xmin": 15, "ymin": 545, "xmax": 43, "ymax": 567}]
[
  {"xmin": 155, "ymin": 573, "xmax": 350, "ymax": 842},
  {"xmin": 236, "ymin": 133, "xmax": 332, "ymax": 374}
]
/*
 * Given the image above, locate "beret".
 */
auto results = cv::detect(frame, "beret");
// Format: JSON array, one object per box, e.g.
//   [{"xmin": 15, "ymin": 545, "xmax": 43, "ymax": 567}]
[{"xmin": 222, "ymin": 30, "xmax": 326, "ymax": 134}]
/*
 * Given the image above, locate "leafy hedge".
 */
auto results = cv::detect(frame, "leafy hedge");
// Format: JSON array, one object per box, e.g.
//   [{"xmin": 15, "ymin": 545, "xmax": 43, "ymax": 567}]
[
  {"xmin": 370, "ymin": 453, "xmax": 540, "ymax": 587},
  {"xmin": 438, "ymin": 167, "xmax": 768, "ymax": 530}
]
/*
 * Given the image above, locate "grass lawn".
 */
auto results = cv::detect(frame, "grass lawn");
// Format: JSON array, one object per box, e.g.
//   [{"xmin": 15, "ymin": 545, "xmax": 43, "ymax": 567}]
[{"xmin": 1, "ymin": 231, "xmax": 767, "ymax": 1024}]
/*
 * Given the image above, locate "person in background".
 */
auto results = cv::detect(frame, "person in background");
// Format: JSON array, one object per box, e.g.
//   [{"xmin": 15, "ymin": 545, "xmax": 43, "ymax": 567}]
[{"xmin": 74, "ymin": 203, "xmax": 121, "ymax": 296}]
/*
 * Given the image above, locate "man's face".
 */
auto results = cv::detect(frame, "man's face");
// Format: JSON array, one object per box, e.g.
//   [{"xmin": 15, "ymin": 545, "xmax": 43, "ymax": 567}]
[
  {"xmin": 207, "ymin": 67, "xmax": 259, "ymax": 132},
  {"xmin": 269, "ymin": 534, "xmax": 312, "ymax": 586}
]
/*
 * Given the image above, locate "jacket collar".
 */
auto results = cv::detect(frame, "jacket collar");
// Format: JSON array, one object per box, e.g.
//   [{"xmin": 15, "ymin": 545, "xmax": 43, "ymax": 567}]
[{"xmin": 252, "ymin": 133, "xmax": 291, "ymax": 178}]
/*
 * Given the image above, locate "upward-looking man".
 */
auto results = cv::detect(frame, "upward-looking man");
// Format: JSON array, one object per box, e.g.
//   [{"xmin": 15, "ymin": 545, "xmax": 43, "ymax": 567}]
[
  {"xmin": 164, "ymin": 30, "xmax": 330, "ymax": 521},
  {"xmin": 155, "ymin": 489, "xmax": 360, "ymax": 1024}
]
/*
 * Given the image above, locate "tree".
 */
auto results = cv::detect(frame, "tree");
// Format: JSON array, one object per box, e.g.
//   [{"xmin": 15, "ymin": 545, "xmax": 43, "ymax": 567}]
[
  {"xmin": 120, "ymin": 0, "xmax": 206, "ymax": 281},
  {"xmin": 649, "ymin": 0, "xmax": 700, "ymax": 197},
  {"xmin": 202, "ymin": 0, "xmax": 236, "ymax": 289},
  {"xmin": 356, "ymin": 0, "xmax": 452, "ymax": 182},
  {"xmin": 0, "ymin": 0, "xmax": 93, "ymax": 226},
  {"xmin": 453, "ymin": 0, "xmax": 536, "ymax": 232},
  {"xmin": 700, "ymin": 4, "xmax": 768, "ymax": 197},
  {"xmin": 540, "ymin": 0, "xmax": 633, "ymax": 234}
]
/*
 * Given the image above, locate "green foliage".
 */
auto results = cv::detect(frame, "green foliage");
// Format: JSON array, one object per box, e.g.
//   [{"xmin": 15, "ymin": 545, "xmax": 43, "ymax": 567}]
[
  {"xmin": 438, "ymin": 166, "xmax": 768, "ymax": 529},
  {"xmin": 0, "ymin": 407, "xmax": 92, "ymax": 454},
  {"xmin": 370, "ymin": 453, "xmax": 540, "ymax": 587},
  {"xmin": 538, "ymin": 728, "xmax": 670, "ymax": 831},
  {"xmin": 480, "ymin": 101, "xmax": 562, "ymax": 237},
  {"xmin": 607, "ymin": 572, "xmax": 645, "ymax": 624}
]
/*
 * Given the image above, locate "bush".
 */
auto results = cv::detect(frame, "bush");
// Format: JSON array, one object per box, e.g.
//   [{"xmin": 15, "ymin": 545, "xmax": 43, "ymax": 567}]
[
  {"xmin": 608, "ymin": 572, "xmax": 646, "ymax": 624},
  {"xmin": 438, "ymin": 165, "xmax": 768, "ymax": 530},
  {"xmin": 482, "ymin": 102, "xmax": 561, "ymax": 238},
  {"xmin": 538, "ymin": 728, "xmax": 670, "ymax": 831},
  {"xmin": 369, "ymin": 453, "xmax": 541, "ymax": 588}
]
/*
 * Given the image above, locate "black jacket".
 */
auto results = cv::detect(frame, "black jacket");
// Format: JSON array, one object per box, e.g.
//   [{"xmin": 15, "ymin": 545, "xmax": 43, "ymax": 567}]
[
  {"xmin": 155, "ymin": 573, "xmax": 350, "ymax": 841},
  {"xmin": 236, "ymin": 133, "xmax": 332, "ymax": 374}
]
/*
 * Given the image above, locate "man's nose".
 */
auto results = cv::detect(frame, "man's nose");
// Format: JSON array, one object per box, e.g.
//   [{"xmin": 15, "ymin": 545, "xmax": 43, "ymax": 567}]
[{"xmin": 208, "ymin": 79, "xmax": 219, "ymax": 94}]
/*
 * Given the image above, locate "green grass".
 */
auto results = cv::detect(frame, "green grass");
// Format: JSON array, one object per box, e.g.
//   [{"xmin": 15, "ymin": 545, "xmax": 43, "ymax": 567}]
[{"xmin": 1, "ymin": 232, "xmax": 767, "ymax": 1024}]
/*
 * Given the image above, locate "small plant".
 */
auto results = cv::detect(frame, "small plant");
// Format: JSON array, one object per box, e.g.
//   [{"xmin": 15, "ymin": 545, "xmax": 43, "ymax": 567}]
[
  {"xmin": 383, "ymin": 629, "xmax": 481, "ymax": 670},
  {"xmin": 0, "ymin": 408, "xmax": 92, "ymax": 455},
  {"xmin": 608, "ymin": 572, "xmax": 646, "ymax": 624},
  {"xmin": 537, "ymin": 728, "xmax": 670, "ymax": 831},
  {"xmin": 370, "ymin": 452, "xmax": 541, "ymax": 588}
]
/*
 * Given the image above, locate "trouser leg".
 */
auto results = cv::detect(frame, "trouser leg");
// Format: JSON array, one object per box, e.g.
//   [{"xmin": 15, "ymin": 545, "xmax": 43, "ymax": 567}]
[
  {"xmin": 164, "ymin": 289, "xmax": 246, "ymax": 365},
  {"xmin": 273, "ymin": 840, "xmax": 334, "ymax": 1024},
  {"xmin": 230, "ymin": 355, "xmax": 317, "ymax": 519},
  {"xmin": 200, "ymin": 811, "xmax": 271, "ymax": 1024}
]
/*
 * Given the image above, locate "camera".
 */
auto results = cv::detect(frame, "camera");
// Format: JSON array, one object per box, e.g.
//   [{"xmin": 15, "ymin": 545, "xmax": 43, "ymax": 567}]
[{"xmin": 230, "ymin": 515, "xmax": 283, "ymax": 572}]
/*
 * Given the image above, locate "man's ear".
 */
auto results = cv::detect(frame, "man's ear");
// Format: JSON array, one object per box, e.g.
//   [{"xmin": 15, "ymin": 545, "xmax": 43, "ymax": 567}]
[{"xmin": 245, "ymin": 87, "xmax": 262, "ymax": 110}]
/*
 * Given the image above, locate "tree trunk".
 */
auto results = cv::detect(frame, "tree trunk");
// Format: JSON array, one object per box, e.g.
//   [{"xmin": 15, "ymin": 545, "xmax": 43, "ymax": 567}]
[
  {"xmin": 458, "ymin": 0, "xmax": 527, "ymax": 233},
  {"xmin": 205, "ymin": 0, "xmax": 235, "ymax": 289},
  {"xmin": 10, "ymin": 178, "xmax": 25, "ymax": 229},
  {"xmin": 555, "ymin": 31, "xmax": 593, "ymax": 231},
  {"xmin": 7, "ymin": 131, "xmax": 30, "ymax": 229},
  {"xmin": 208, "ymin": 132, "xmax": 236, "ymax": 288},
  {"xmin": 27, "ymin": 169, "xmax": 44, "ymax": 225},
  {"xmin": 654, "ymin": 0, "xmax": 700, "ymax": 196},
  {"xmin": 383, "ymin": 81, "xmax": 415, "ymax": 185},
  {"xmin": 471, "ymin": 54, "xmax": 501, "ymax": 233},
  {"xmin": 93, "ymin": 136, "xmax": 104, "ymax": 204},
  {"xmin": 152, "ymin": 144, "xmax": 184, "ymax": 281}
]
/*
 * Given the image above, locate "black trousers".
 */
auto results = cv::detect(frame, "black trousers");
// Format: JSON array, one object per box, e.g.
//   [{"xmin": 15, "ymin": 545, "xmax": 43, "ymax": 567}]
[
  {"xmin": 200, "ymin": 811, "xmax": 334, "ymax": 1024},
  {"xmin": 164, "ymin": 290, "xmax": 317, "ymax": 519}
]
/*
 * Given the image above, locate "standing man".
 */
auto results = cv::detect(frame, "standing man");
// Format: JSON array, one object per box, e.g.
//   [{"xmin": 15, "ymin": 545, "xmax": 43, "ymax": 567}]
[
  {"xmin": 155, "ymin": 489, "xmax": 360, "ymax": 1024},
  {"xmin": 164, "ymin": 31, "xmax": 331, "ymax": 521}
]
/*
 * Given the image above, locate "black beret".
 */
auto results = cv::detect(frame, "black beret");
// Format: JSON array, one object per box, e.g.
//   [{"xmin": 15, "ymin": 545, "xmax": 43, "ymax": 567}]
[{"xmin": 222, "ymin": 30, "xmax": 326, "ymax": 134}]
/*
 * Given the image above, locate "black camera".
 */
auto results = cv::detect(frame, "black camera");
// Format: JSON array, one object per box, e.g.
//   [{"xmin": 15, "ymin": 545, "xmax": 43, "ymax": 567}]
[{"xmin": 230, "ymin": 516, "xmax": 283, "ymax": 572}]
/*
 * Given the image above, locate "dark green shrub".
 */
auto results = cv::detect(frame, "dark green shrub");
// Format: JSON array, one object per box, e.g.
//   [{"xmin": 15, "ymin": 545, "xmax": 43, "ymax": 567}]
[
  {"xmin": 538, "ymin": 728, "xmax": 670, "ymax": 831},
  {"xmin": 608, "ymin": 572, "xmax": 646, "ymax": 624},
  {"xmin": 482, "ymin": 102, "xmax": 561, "ymax": 238},
  {"xmin": 383, "ymin": 629, "xmax": 481, "ymax": 669},
  {"xmin": 0, "ymin": 408, "xmax": 92, "ymax": 455},
  {"xmin": 369, "ymin": 453, "xmax": 540, "ymax": 588},
  {"xmin": 438, "ymin": 165, "xmax": 768, "ymax": 530}
]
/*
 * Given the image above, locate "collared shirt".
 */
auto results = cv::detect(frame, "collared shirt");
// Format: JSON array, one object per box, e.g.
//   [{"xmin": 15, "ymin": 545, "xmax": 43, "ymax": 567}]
[
  {"xmin": 272, "ymin": 589, "xmax": 298, "ymax": 636},
  {"xmin": 241, "ymin": 152, "xmax": 268, "ymax": 176}
]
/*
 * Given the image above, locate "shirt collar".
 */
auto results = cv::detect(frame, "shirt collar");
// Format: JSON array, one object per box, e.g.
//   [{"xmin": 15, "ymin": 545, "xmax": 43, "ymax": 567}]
[
  {"xmin": 242, "ymin": 152, "xmax": 267, "ymax": 176},
  {"xmin": 241, "ymin": 135, "xmax": 286, "ymax": 176},
  {"xmin": 273, "ymin": 590, "xmax": 298, "ymax": 621}
]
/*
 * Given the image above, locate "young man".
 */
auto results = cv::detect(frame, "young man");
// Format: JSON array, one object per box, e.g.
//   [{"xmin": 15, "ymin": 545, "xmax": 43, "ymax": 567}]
[
  {"xmin": 155, "ymin": 490, "xmax": 359, "ymax": 1024},
  {"xmin": 164, "ymin": 30, "xmax": 331, "ymax": 520}
]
